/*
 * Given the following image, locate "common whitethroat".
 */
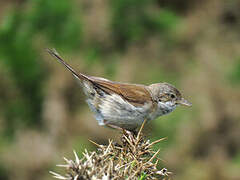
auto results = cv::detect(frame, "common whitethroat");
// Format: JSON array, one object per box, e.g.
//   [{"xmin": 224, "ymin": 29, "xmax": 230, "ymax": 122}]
[{"xmin": 47, "ymin": 49, "xmax": 192, "ymax": 131}]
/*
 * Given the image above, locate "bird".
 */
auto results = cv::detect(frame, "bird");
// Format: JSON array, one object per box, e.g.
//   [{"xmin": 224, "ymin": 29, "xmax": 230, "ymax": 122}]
[{"xmin": 47, "ymin": 49, "xmax": 192, "ymax": 131}]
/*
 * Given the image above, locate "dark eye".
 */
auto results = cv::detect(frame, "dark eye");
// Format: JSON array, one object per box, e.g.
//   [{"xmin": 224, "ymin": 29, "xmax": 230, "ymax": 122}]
[{"xmin": 170, "ymin": 94, "xmax": 176, "ymax": 99}]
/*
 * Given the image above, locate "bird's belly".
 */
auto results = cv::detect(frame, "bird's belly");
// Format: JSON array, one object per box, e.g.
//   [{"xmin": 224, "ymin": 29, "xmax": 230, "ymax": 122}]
[
  {"xmin": 86, "ymin": 93, "xmax": 151, "ymax": 130},
  {"xmin": 104, "ymin": 115, "xmax": 146, "ymax": 130}
]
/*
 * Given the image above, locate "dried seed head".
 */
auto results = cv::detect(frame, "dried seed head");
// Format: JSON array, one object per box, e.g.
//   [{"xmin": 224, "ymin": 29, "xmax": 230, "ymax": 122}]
[{"xmin": 50, "ymin": 128, "xmax": 171, "ymax": 180}]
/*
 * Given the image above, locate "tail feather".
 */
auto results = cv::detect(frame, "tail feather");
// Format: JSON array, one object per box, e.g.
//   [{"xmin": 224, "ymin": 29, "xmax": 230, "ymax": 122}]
[{"xmin": 46, "ymin": 48, "xmax": 90, "ymax": 81}]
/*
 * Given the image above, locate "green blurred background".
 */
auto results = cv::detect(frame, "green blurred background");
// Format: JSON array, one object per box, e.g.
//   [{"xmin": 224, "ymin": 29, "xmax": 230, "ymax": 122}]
[{"xmin": 0, "ymin": 0, "xmax": 240, "ymax": 179}]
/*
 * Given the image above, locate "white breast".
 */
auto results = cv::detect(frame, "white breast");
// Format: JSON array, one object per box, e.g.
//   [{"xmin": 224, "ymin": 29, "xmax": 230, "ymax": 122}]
[
  {"xmin": 87, "ymin": 93, "xmax": 152, "ymax": 130},
  {"xmin": 148, "ymin": 101, "xmax": 176, "ymax": 120}
]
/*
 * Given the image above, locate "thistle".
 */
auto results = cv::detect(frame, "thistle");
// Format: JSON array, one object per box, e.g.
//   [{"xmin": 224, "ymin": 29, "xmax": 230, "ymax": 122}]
[{"xmin": 50, "ymin": 122, "xmax": 172, "ymax": 180}]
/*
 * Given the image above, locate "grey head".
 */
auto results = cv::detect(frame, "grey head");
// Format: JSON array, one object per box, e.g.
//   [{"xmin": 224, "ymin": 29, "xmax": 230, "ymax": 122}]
[{"xmin": 148, "ymin": 82, "xmax": 192, "ymax": 109}]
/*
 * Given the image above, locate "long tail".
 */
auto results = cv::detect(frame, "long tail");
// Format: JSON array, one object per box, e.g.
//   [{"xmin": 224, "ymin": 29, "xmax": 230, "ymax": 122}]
[{"xmin": 46, "ymin": 48, "xmax": 90, "ymax": 81}]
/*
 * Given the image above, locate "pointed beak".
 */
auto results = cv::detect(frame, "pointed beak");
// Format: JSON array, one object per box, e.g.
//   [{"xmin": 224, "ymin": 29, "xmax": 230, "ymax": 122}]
[{"xmin": 178, "ymin": 98, "xmax": 192, "ymax": 107}]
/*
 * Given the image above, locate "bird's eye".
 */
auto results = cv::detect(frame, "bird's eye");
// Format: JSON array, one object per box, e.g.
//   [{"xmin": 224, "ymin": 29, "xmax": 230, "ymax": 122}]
[{"xmin": 170, "ymin": 94, "xmax": 176, "ymax": 99}]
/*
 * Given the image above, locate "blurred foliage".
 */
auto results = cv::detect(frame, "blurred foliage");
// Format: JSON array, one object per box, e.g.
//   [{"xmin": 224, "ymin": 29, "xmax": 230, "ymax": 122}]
[
  {"xmin": 29, "ymin": 0, "xmax": 82, "ymax": 50},
  {"xmin": 0, "ymin": 0, "xmax": 82, "ymax": 138},
  {"xmin": 233, "ymin": 152, "xmax": 240, "ymax": 165},
  {"xmin": 110, "ymin": 0, "xmax": 179, "ymax": 48},
  {"xmin": 72, "ymin": 136, "xmax": 95, "ymax": 159},
  {"xmin": 151, "ymin": 109, "xmax": 185, "ymax": 150},
  {"xmin": 230, "ymin": 58, "xmax": 240, "ymax": 84},
  {"xmin": 0, "ymin": 0, "xmax": 240, "ymax": 180},
  {"xmin": 0, "ymin": 165, "xmax": 8, "ymax": 180},
  {"xmin": 0, "ymin": 10, "xmax": 45, "ymax": 137}
]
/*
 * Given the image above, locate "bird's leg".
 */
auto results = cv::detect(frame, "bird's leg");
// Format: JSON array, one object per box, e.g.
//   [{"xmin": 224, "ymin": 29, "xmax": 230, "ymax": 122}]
[
  {"xmin": 104, "ymin": 121, "xmax": 136, "ymax": 137},
  {"xmin": 104, "ymin": 120, "xmax": 123, "ymax": 131},
  {"xmin": 122, "ymin": 129, "xmax": 135, "ymax": 140},
  {"xmin": 105, "ymin": 123, "xmax": 123, "ymax": 131},
  {"xmin": 128, "ymin": 128, "xmax": 138, "ymax": 136}
]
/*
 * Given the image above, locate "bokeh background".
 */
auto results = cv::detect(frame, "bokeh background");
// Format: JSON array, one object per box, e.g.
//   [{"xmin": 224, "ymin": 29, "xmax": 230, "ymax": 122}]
[{"xmin": 0, "ymin": 0, "xmax": 240, "ymax": 179}]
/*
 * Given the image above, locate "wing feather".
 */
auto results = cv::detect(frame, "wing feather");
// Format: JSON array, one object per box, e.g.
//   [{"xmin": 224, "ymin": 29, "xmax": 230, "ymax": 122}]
[
  {"xmin": 47, "ymin": 49, "xmax": 152, "ymax": 106},
  {"xmin": 89, "ymin": 77, "xmax": 152, "ymax": 106}
]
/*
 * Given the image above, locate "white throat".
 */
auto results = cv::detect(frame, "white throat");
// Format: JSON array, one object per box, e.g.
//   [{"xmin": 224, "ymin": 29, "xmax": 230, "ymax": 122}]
[
  {"xmin": 158, "ymin": 101, "xmax": 176, "ymax": 113},
  {"xmin": 148, "ymin": 101, "xmax": 177, "ymax": 120}
]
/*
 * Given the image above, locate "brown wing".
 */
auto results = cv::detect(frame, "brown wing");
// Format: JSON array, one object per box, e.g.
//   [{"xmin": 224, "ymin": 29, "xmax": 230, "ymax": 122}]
[
  {"xmin": 47, "ymin": 49, "xmax": 152, "ymax": 106},
  {"xmin": 90, "ymin": 77, "xmax": 152, "ymax": 106}
]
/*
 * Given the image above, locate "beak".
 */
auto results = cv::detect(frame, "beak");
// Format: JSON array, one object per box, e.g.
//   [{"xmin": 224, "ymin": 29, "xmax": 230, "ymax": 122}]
[{"xmin": 178, "ymin": 98, "xmax": 192, "ymax": 107}]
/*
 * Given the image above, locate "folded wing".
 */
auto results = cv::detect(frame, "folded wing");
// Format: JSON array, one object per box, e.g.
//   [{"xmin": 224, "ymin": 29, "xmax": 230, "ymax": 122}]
[{"xmin": 89, "ymin": 77, "xmax": 152, "ymax": 106}]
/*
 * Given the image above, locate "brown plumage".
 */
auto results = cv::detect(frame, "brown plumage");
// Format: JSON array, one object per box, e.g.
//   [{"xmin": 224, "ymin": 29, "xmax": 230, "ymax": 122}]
[
  {"xmin": 47, "ymin": 49, "xmax": 191, "ymax": 130},
  {"xmin": 47, "ymin": 49, "xmax": 152, "ymax": 106}
]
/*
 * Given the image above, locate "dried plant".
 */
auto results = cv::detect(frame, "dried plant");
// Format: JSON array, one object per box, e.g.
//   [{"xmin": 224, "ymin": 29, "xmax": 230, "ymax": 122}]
[{"xmin": 50, "ymin": 122, "xmax": 172, "ymax": 180}]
